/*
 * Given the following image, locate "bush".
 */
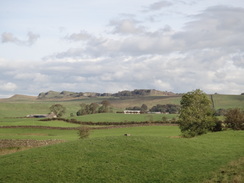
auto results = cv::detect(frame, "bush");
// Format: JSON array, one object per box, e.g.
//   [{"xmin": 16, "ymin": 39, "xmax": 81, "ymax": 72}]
[
  {"xmin": 77, "ymin": 126, "xmax": 90, "ymax": 139},
  {"xmin": 212, "ymin": 121, "xmax": 223, "ymax": 132},
  {"xmin": 224, "ymin": 108, "xmax": 244, "ymax": 130}
]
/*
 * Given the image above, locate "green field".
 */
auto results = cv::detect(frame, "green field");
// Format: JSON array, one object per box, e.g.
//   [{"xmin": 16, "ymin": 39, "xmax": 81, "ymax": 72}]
[
  {"xmin": 0, "ymin": 128, "xmax": 78, "ymax": 141},
  {"xmin": 211, "ymin": 94, "xmax": 244, "ymax": 109},
  {"xmin": 0, "ymin": 130, "xmax": 243, "ymax": 183},
  {"xmin": 0, "ymin": 94, "xmax": 243, "ymax": 182},
  {"xmin": 0, "ymin": 126, "xmax": 179, "ymax": 141},
  {"xmin": 74, "ymin": 113, "xmax": 178, "ymax": 122}
]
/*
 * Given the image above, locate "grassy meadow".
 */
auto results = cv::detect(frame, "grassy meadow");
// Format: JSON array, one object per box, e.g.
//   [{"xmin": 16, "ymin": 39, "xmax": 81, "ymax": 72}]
[
  {"xmin": 211, "ymin": 94, "xmax": 244, "ymax": 109},
  {"xmin": 0, "ymin": 94, "xmax": 243, "ymax": 182},
  {"xmin": 0, "ymin": 126, "xmax": 179, "ymax": 141},
  {"xmin": 0, "ymin": 130, "xmax": 243, "ymax": 183},
  {"xmin": 73, "ymin": 113, "xmax": 178, "ymax": 123}
]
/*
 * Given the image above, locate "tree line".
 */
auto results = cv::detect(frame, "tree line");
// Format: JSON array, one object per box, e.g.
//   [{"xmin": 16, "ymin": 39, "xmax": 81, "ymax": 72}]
[{"xmin": 76, "ymin": 100, "xmax": 112, "ymax": 116}]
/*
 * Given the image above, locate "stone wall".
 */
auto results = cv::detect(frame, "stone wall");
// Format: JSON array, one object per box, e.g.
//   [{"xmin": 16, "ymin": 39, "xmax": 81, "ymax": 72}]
[{"xmin": 0, "ymin": 139, "xmax": 65, "ymax": 148}]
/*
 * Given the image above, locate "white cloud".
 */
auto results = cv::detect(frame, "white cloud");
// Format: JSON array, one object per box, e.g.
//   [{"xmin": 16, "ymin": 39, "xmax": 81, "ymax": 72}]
[
  {"xmin": 1, "ymin": 3, "xmax": 244, "ymax": 96},
  {"xmin": 0, "ymin": 82, "xmax": 17, "ymax": 91},
  {"xmin": 110, "ymin": 18, "xmax": 146, "ymax": 35},
  {"xmin": 1, "ymin": 32, "xmax": 39, "ymax": 46}
]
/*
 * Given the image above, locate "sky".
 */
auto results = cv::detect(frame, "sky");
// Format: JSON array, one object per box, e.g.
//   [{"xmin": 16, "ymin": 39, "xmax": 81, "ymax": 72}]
[{"xmin": 0, "ymin": 0, "xmax": 244, "ymax": 98}]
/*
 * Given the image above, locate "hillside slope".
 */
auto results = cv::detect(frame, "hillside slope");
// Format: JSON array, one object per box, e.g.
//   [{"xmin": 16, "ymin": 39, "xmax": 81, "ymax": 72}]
[{"xmin": 0, "ymin": 94, "xmax": 36, "ymax": 102}]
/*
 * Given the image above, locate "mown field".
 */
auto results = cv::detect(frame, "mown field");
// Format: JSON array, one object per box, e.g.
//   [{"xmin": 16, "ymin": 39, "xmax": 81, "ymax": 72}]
[{"xmin": 0, "ymin": 94, "xmax": 243, "ymax": 182}]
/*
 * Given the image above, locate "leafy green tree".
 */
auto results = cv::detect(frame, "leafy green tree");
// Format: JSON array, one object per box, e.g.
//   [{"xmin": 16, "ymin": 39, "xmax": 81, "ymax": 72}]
[
  {"xmin": 101, "ymin": 100, "xmax": 111, "ymax": 107},
  {"xmin": 50, "ymin": 104, "xmax": 66, "ymax": 117},
  {"xmin": 89, "ymin": 103, "xmax": 99, "ymax": 114},
  {"xmin": 224, "ymin": 108, "xmax": 244, "ymax": 130},
  {"xmin": 140, "ymin": 104, "xmax": 148, "ymax": 113},
  {"xmin": 179, "ymin": 89, "xmax": 216, "ymax": 137},
  {"xmin": 76, "ymin": 103, "xmax": 88, "ymax": 116},
  {"xmin": 98, "ymin": 100, "xmax": 113, "ymax": 113},
  {"xmin": 149, "ymin": 104, "xmax": 180, "ymax": 114}
]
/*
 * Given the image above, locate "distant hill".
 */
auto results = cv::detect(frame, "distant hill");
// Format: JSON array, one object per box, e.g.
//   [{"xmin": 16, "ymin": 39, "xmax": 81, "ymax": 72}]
[
  {"xmin": 37, "ymin": 89, "xmax": 177, "ymax": 100},
  {"xmin": 0, "ymin": 94, "xmax": 37, "ymax": 102},
  {"xmin": 37, "ymin": 90, "xmax": 105, "ymax": 99}
]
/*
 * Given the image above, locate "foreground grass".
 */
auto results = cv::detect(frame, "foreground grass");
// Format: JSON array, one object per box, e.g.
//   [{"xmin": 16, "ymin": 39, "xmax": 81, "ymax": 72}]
[
  {"xmin": 0, "ymin": 130, "xmax": 243, "ymax": 183},
  {"xmin": 205, "ymin": 157, "xmax": 244, "ymax": 183}
]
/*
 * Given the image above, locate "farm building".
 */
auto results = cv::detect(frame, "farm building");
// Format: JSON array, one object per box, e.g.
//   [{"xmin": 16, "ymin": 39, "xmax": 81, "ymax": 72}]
[
  {"xmin": 26, "ymin": 112, "xmax": 57, "ymax": 118},
  {"xmin": 124, "ymin": 110, "xmax": 141, "ymax": 114}
]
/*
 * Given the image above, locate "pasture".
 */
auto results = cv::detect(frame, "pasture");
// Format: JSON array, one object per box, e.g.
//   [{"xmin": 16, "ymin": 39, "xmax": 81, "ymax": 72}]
[
  {"xmin": 0, "ymin": 94, "xmax": 243, "ymax": 182},
  {"xmin": 0, "ymin": 126, "xmax": 179, "ymax": 141},
  {"xmin": 73, "ymin": 113, "xmax": 178, "ymax": 123},
  {"xmin": 0, "ymin": 130, "xmax": 243, "ymax": 183}
]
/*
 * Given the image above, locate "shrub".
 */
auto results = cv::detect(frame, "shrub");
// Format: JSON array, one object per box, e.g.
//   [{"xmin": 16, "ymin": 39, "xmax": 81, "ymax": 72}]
[
  {"xmin": 212, "ymin": 121, "xmax": 223, "ymax": 132},
  {"xmin": 77, "ymin": 126, "xmax": 90, "ymax": 139},
  {"xmin": 224, "ymin": 108, "xmax": 244, "ymax": 130}
]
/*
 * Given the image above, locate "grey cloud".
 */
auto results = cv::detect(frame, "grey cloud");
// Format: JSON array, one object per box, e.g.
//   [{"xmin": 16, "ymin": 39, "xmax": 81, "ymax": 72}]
[
  {"xmin": 47, "ymin": 5, "xmax": 244, "ymax": 68},
  {"xmin": 4, "ymin": 5, "xmax": 242, "ymax": 96},
  {"xmin": 1, "ymin": 32, "xmax": 39, "ymax": 46},
  {"xmin": 2, "ymin": 48, "xmax": 244, "ymax": 97},
  {"xmin": 232, "ymin": 54, "xmax": 244, "ymax": 68},
  {"xmin": 58, "ymin": 6, "xmax": 244, "ymax": 57},
  {"xmin": 144, "ymin": 1, "xmax": 172, "ymax": 12},
  {"xmin": 109, "ymin": 18, "xmax": 146, "ymax": 35},
  {"xmin": 55, "ymin": 48, "xmax": 84, "ymax": 58},
  {"xmin": 175, "ymin": 6, "xmax": 244, "ymax": 51},
  {"xmin": 27, "ymin": 32, "xmax": 40, "ymax": 45},
  {"xmin": 65, "ymin": 30, "xmax": 92, "ymax": 41}
]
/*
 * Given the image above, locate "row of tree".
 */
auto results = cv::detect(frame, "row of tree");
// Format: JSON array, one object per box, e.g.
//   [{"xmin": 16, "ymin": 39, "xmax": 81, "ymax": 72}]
[
  {"xmin": 76, "ymin": 100, "xmax": 112, "ymax": 116},
  {"xmin": 48, "ymin": 100, "xmax": 113, "ymax": 118}
]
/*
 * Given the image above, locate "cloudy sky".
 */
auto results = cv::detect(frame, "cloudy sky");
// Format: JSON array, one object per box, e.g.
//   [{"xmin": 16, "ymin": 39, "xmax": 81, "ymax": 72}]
[{"xmin": 1, "ymin": 0, "xmax": 244, "ymax": 98}]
